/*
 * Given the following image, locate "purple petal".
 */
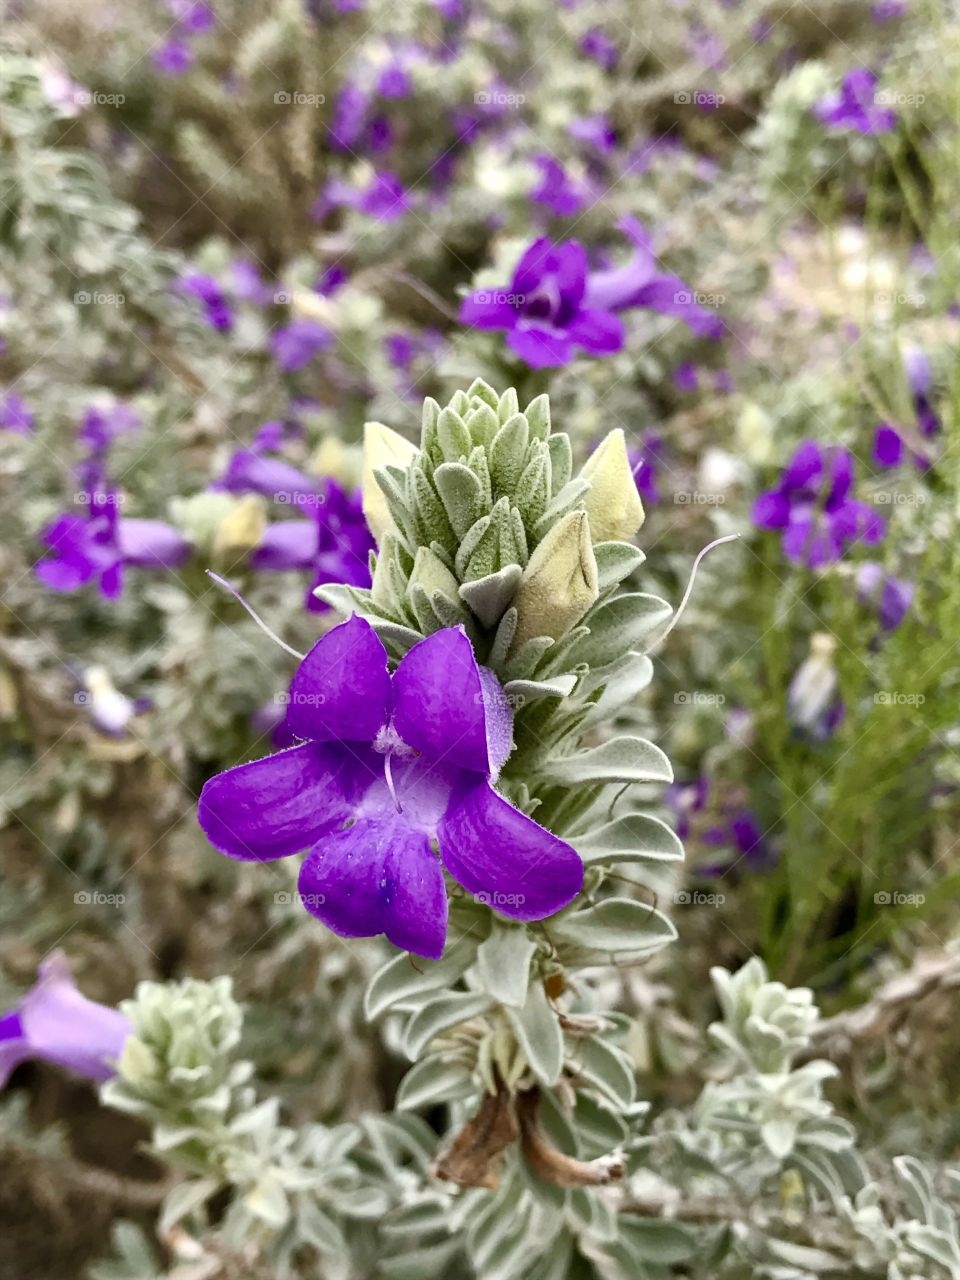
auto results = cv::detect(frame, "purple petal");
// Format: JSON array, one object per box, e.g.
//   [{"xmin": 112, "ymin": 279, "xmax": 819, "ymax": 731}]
[
  {"xmin": 287, "ymin": 615, "xmax": 391, "ymax": 742},
  {"xmin": 751, "ymin": 489, "xmax": 790, "ymax": 530},
  {"xmin": 566, "ymin": 308, "xmax": 625, "ymax": 356},
  {"xmin": 392, "ymin": 628, "xmax": 511, "ymax": 775},
  {"xmin": 507, "ymin": 325, "xmax": 574, "ymax": 368},
  {"xmin": 117, "ymin": 519, "xmax": 191, "ymax": 568},
  {"xmin": 198, "ymin": 742, "xmax": 366, "ymax": 861},
  {"xmin": 782, "ymin": 441, "xmax": 824, "ymax": 493},
  {"xmin": 251, "ymin": 520, "xmax": 318, "ymax": 569},
  {"xmin": 458, "ymin": 290, "xmax": 518, "ymax": 330},
  {"xmin": 438, "ymin": 780, "xmax": 583, "ymax": 920},
  {"xmin": 512, "ymin": 238, "xmax": 558, "ymax": 295},
  {"xmin": 873, "ymin": 423, "xmax": 904, "ymax": 467},
  {"xmin": 220, "ymin": 450, "xmax": 318, "ymax": 502},
  {"xmin": 298, "ymin": 817, "xmax": 448, "ymax": 958}
]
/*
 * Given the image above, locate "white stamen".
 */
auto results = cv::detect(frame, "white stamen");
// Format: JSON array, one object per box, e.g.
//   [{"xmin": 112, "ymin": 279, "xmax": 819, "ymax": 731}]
[
  {"xmin": 383, "ymin": 751, "xmax": 403, "ymax": 814},
  {"xmin": 650, "ymin": 534, "xmax": 740, "ymax": 650},
  {"xmin": 206, "ymin": 571, "xmax": 306, "ymax": 661}
]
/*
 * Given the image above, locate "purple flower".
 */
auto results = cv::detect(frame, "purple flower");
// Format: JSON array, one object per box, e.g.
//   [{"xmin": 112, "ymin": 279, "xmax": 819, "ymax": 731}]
[
  {"xmin": 198, "ymin": 619, "xmax": 583, "ymax": 958},
  {"xmin": 79, "ymin": 403, "xmax": 141, "ymax": 452},
  {"xmin": 567, "ymin": 114, "xmax": 617, "ymax": 153},
  {"xmin": 530, "ymin": 156, "xmax": 590, "ymax": 217},
  {"xmin": 152, "ymin": 38, "xmax": 194, "ymax": 75},
  {"xmin": 627, "ymin": 434, "xmax": 666, "ymax": 505},
  {"xmin": 0, "ymin": 390, "xmax": 34, "ymax": 433},
  {"xmin": 580, "ymin": 28, "xmax": 619, "ymax": 71},
  {"xmin": 251, "ymin": 479, "xmax": 374, "ymax": 613},
  {"xmin": 752, "ymin": 442, "xmax": 884, "ymax": 567},
  {"xmin": 36, "ymin": 482, "xmax": 190, "ymax": 598},
  {"xmin": 459, "ymin": 218, "xmax": 720, "ymax": 369},
  {"xmin": 666, "ymin": 778, "xmax": 772, "ymax": 875},
  {"xmin": 673, "ymin": 361, "xmax": 699, "ymax": 392},
  {"xmin": 857, "ymin": 562, "xmax": 913, "ymax": 631},
  {"xmin": 814, "ymin": 69, "xmax": 897, "ymax": 135},
  {"xmin": 872, "ymin": 0, "xmax": 906, "ymax": 20},
  {"xmin": 217, "ymin": 446, "xmax": 318, "ymax": 505},
  {"xmin": 1, "ymin": 954, "xmax": 130, "ymax": 1088},
  {"xmin": 314, "ymin": 171, "xmax": 412, "ymax": 222},
  {"xmin": 178, "ymin": 273, "xmax": 233, "ymax": 330},
  {"xmin": 872, "ymin": 349, "xmax": 939, "ymax": 471},
  {"xmin": 270, "ymin": 320, "xmax": 332, "ymax": 372}
]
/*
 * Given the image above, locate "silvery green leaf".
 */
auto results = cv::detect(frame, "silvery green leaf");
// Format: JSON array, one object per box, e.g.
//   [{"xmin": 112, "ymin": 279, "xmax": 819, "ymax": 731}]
[
  {"xmin": 550, "ymin": 898, "xmax": 677, "ymax": 966},
  {"xmin": 593, "ymin": 541, "xmax": 646, "ymax": 590},
  {"xmin": 379, "ymin": 1239, "xmax": 462, "ymax": 1280},
  {"xmin": 437, "ymin": 406, "xmax": 473, "ymax": 461},
  {"xmin": 159, "ymin": 1177, "xmax": 220, "ymax": 1233},
  {"xmin": 434, "ymin": 462, "xmax": 483, "ymax": 537},
  {"xmin": 364, "ymin": 618, "xmax": 425, "ymax": 658},
  {"xmin": 464, "ymin": 510, "xmax": 503, "ymax": 581},
  {"xmin": 374, "ymin": 466, "xmax": 418, "ymax": 547},
  {"xmin": 467, "ymin": 445, "xmax": 493, "ymax": 505},
  {"xmin": 618, "ymin": 1217, "xmax": 699, "ymax": 1264},
  {"xmin": 365, "ymin": 935, "xmax": 481, "ymax": 1020},
  {"xmin": 503, "ymin": 635, "xmax": 555, "ymax": 681},
  {"xmin": 569, "ymin": 593, "xmax": 673, "ymax": 667},
  {"xmin": 475, "ymin": 919, "xmax": 538, "ymax": 1007},
  {"xmin": 535, "ymin": 627, "xmax": 590, "ymax": 679},
  {"xmin": 408, "ymin": 584, "xmax": 443, "ymax": 633},
  {"xmin": 152, "ymin": 1122, "xmax": 203, "ymax": 1150},
  {"xmin": 396, "ymin": 1056, "xmax": 475, "ymax": 1111},
  {"xmin": 766, "ymin": 1239, "xmax": 848, "ymax": 1271},
  {"xmin": 546, "ymin": 433, "xmax": 571, "ymax": 494},
  {"xmin": 762, "ymin": 1117, "xmax": 798, "ymax": 1158},
  {"xmin": 421, "ymin": 395, "xmax": 440, "ymax": 452},
  {"xmin": 403, "ymin": 992, "xmax": 495, "ymax": 1059},
  {"xmin": 490, "ymin": 607, "xmax": 518, "ymax": 669},
  {"xmin": 506, "ymin": 979, "xmax": 562, "ymax": 1085},
  {"xmin": 297, "ymin": 1200, "xmax": 347, "ymax": 1255},
  {"xmin": 524, "ymin": 392, "xmax": 550, "ymax": 438},
  {"xmin": 459, "ymin": 564, "xmax": 522, "ymax": 627},
  {"xmin": 381, "ymin": 1198, "xmax": 455, "ymax": 1238},
  {"xmin": 574, "ymin": 1093, "xmax": 630, "ymax": 1154},
  {"xmin": 467, "ymin": 377, "xmax": 500, "ymax": 410},
  {"xmin": 503, "ymin": 673, "xmax": 577, "ymax": 704},
  {"xmin": 489, "ymin": 413, "xmax": 530, "ymax": 493},
  {"xmin": 244, "ymin": 1175, "xmax": 290, "ymax": 1227},
  {"xmin": 571, "ymin": 1035, "xmax": 636, "ymax": 1109},
  {"xmin": 508, "ymin": 504, "xmax": 529, "ymax": 566},
  {"xmin": 579, "ymin": 652, "xmax": 654, "ymax": 726},
  {"xmin": 465, "ymin": 402, "xmax": 499, "ymax": 448},
  {"xmin": 410, "ymin": 464, "xmax": 455, "ymax": 549},
  {"xmin": 432, "ymin": 590, "xmax": 474, "ymax": 631},
  {"xmin": 229, "ymin": 1096, "xmax": 279, "ymax": 1138},
  {"xmin": 531, "ymin": 479, "xmax": 590, "ymax": 541},
  {"xmin": 498, "ymin": 386, "xmax": 521, "ymax": 422},
  {"xmin": 573, "ymin": 812, "xmax": 683, "ymax": 866},
  {"xmin": 543, "ymin": 737, "xmax": 672, "ymax": 786},
  {"xmin": 455, "ymin": 514, "xmax": 491, "ymax": 578},
  {"xmin": 515, "ymin": 447, "xmax": 551, "ymax": 528}
]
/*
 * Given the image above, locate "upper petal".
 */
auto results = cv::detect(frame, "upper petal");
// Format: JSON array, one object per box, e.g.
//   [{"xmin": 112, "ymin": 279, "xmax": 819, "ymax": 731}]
[
  {"xmin": 507, "ymin": 325, "xmax": 574, "ymax": 369},
  {"xmin": 298, "ymin": 817, "xmax": 448, "ymax": 959},
  {"xmin": 251, "ymin": 520, "xmax": 318, "ymax": 569},
  {"xmin": 117, "ymin": 519, "xmax": 191, "ymax": 568},
  {"xmin": 438, "ymin": 780, "xmax": 583, "ymax": 921},
  {"xmin": 198, "ymin": 741, "xmax": 367, "ymax": 860},
  {"xmin": 286, "ymin": 615, "xmax": 391, "ymax": 743},
  {"xmin": 392, "ymin": 627, "xmax": 511, "ymax": 775},
  {"xmin": 566, "ymin": 307, "xmax": 625, "ymax": 356},
  {"xmin": 458, "ymin": 290, "xmax": 518, "ymax": 330}
]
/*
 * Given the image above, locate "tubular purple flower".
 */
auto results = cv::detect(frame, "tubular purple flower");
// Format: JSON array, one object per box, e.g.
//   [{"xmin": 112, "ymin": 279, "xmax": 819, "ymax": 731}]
[
  {"xmin": 198, "ymin": 618, "xmax": 584, "ymax": 958},
  {"xmin": 814, "ymin": 69, "xmax": 897, "ymax": 135},
  {"xmin": 1, "ymin": 954, "xmax": 131, "ymax": 1088},
  {"xmin": 271, "ymin": 320, "xmax": 332, "ymax": 372}
]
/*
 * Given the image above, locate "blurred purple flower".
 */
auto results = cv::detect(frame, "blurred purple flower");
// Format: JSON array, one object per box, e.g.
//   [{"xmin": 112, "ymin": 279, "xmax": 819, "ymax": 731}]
[
  {"xmin": 271, "ymin": 319, "xmax": 332, "ymax": 371},
  {"xmin": 198, "ymin": 620, "xmax": 583, "ymax": 957},
  {"xmin": 857, "ymin": 562, "xmax": 913, "ymax": 631},
  {"xmin": 814, "ymin": 69, "xmax": 897, "ymax": 135},
  {"xmin": 667, "ymin": 777, "xmax": 773, "ymax": 875},
  {"xmin": 580, "ymin": 28, "xmax": 619, "ymax": 71},
  {"xmin": 178, "ymin": 273, "xmax": 233, "ymax": 330},
  {"xmin": 530, "ymin": 156, "xmax": 590, "ymax": 217},
  {"xmin": 313, "ymin": 171, "xmax": 411, "ymax": 222},
  {"xmin": 673, "ymin": 361, "xmax": 699, "ymax": 392},
  {"xmin": 627, "ymin": 433, "xmax": 666, "ymax": 505},
  {"xmin": 459, "ymin": 217, "xmax": 720, "ymax": 369},
  {"xmin": 752, "ymin": 442, "xmax": 884, "ymax": 567},
  {"xmin": 567, "ymin": 114, "xmax": 617, "ymax": 153},
  {"xmin": 872, "ymin": 0, "xmax": 906, "ymax": 19},
  {"xmin": 79, "ymin": 404, "xmax": 141, "ymax": 452},
  {"xmin": 1, "ymin": 954, "xmax": 131, "ymax": 1088},
  {"xmin": 152, "ymin": 39, "xmax": 194, "ymax": 75},
  {"xmin": 872, "ymin": 347, "xmax": 940, "ymax": 470},
  {"xmin": 1, "ymin": 390, "xmax": 34, "ymax": 433}
]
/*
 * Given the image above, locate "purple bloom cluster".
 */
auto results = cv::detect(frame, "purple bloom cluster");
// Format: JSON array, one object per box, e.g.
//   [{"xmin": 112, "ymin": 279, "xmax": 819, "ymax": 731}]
[
  {"xmin": 153, "ymin": 0, "xmax": 216, "ymax": 75},
  {"xmin": 873, "ymin": 347, "xmax": 941, "ymax": 470},
  {"xmin": 313, "ymin": 170, "xmax": 412, "ymax": 223},
  {"xmin": 752, "ymin": 442, "xmax": 884, "ymax": 567},
  {"xmin": 199, "ymin": 618, "xmax": 583, "ymax": 958},
  {"xmin": 178, "ymin": 273, "xmax": 234, "ymax": 331},
  {"xmin": 1, "ymin": 955, "xmax": 130, "ymax": 1088},
  {"xmin": 459, "ymin": 217, "xmax": 722, "ymax": 369},
  {"xmin": 857, "ymin": 562, "xmax": 913, "ymax": 631},
  {"xmin": 1, "ymin": 389, "xmax": 34, "ymax": 433},
  {"xmin": 270, "ymin": 319, "xmax": 333, "ymax": 372},
  {"xmin": 667, "ymin": 777, "xmax": 773, "ymax": 877},
  {"xmin": 814, "ymin": 69, "xmax": 898, "ymax": 135}
]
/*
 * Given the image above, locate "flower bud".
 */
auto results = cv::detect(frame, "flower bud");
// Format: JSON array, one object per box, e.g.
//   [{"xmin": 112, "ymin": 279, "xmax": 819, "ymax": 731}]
[
  {"xmin": 511, "ymin": 511, "xmax": 599, "ymax": 651},
  {"xmin": 362, "ymin": 421, "xmax": 418, "ymax": 545},
  {"xmin": 578, "ymin": 429, "xmax": 645, "ymax": 542}
]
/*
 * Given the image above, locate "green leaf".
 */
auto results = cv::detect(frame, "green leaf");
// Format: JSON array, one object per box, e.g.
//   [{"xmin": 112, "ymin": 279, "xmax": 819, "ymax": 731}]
[
  {"xmin": 365, "ymin": 934, "xmax": 481, "ymax": 1020},
  {"xmin": 475, "ymin": 919, "xmax": 538, "ymax": 1007},
  {"xmin": 618, "ymin": 1217, "xmax": 699, "ymax": 1264},
  {"xmin": 380, "ymin": 1239, "xmax": 462, "ymax": 1280},
  {"xmin": 569, "ymin": 593, "xmax": 672, "ymax": 667},
  {"xmin": 550, "ymin": 898, "xmax": 677, "ymax": 966},
  {"xmin": 489, "ymin": 413, "xmax": 530, "ymax": 493},
  {"xmin": 459, "ymin": 564, "xmax": 522, "ymax": 627},
  {"xmin": 571, "ymin": 1035, "xmax": 636, "ymax": 1109},
  {"xmin": 297, "ymin": 1199, "xmax": 347, "ymax": 1255},
  {"xmin": 396, "ymin": 1055, "xmax": 475, "ymax": 1110},
  {"xmin": 502, "ymin": 673, "xmax": 577, "ymax": 705},
  {"xmin": 465, "ymin": 402, "xmax": 500, "ymax": 448},
  {"xmin": 546, "ymin": 433, "xmax": 571, "ymax": 494},
  {"xmin": 593, "ymin": 541, "xmax": 646, "ymax": 591},
  {"xmin": 579, "ymin": 652, "xmax": 654, "ymax": 726},
  {"xmin": 402, "ymin": 992, "xmax": 495, "ymax": 1059},
  {"xmin": 434, "ymin": 462, "xmax": 483, "ymax": 538},
  {"xmin": 159, "ymin": 1177, "xmax": 219, "ymax": 1233},
  {"xmin": 531, "ymin": 479, "xmax": 590, "ymax": 541},
  {"xmin": 573, "ymin": 812, "xmax": 683, "ymax": 865},
  {"xmin": 505, "ymin": 980, "xmax": 562, "ymax": 1085},
  {"xmin": 437, "ymin": 406, "xmax": 473, "ymax": 461},
  {"xmin": 543, "ymin": 737, "xmax": 672, "ymax": 786}
]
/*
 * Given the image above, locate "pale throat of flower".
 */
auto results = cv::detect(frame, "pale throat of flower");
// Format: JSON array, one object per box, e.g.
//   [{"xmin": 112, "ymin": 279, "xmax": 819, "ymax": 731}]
[{"xmin": 372, "ymin": 724, "xmax": 418, "ymax": 814}]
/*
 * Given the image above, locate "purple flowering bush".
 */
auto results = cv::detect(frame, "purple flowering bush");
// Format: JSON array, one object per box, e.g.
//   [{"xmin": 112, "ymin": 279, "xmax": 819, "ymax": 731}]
[{"xmin": 2, "ymin": 2, "xmax": 960, "ymax": 1278}]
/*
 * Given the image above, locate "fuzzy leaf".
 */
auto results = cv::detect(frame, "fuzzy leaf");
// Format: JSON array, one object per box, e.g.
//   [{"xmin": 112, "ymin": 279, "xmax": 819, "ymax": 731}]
[
  {"xmin": 434, "ymin": 462, "xmax": 483, "ymax": 538},
  {"xmin": 550, "ymin": 898, "xmax": 677, "ymax": 966},
  {"xmin": 593, "ymin": 541, "xmax": 646, "ymax": 590},
  {"xmin": 505, "ymin": 980, "xmax": 562, "ymax": 1085},
  {"xmin": 365, "ymin": 936, "xmax": 481, "ymax": 1020},
  {"xmin": 396, "ymin": 1056, "xmax": 476, "ymax": 1111},
  {"xmin": 403, "ymin": 992, "xmax": 495, "ymax": 1060},
  {"xmin": 459, "ymin": 564, "xmax": 522, "ymax": 627},
  {"xmin": 437, "ymin": 407, "xmax": 473, "ymax": 461},
  {"xmin": 475, "ymin": 920, "xmax": 538, "ymax": 1007},
  {"xmin": 489, "ymin": 413, "xmax": 530, "ymax": 494},
  {"xmin": 573, "ymin": 812, "xmax": 683, "ymax": 865},
  {"xmin": 543, "ymin": 737, "xmax": 672, "ymax": 786}
]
